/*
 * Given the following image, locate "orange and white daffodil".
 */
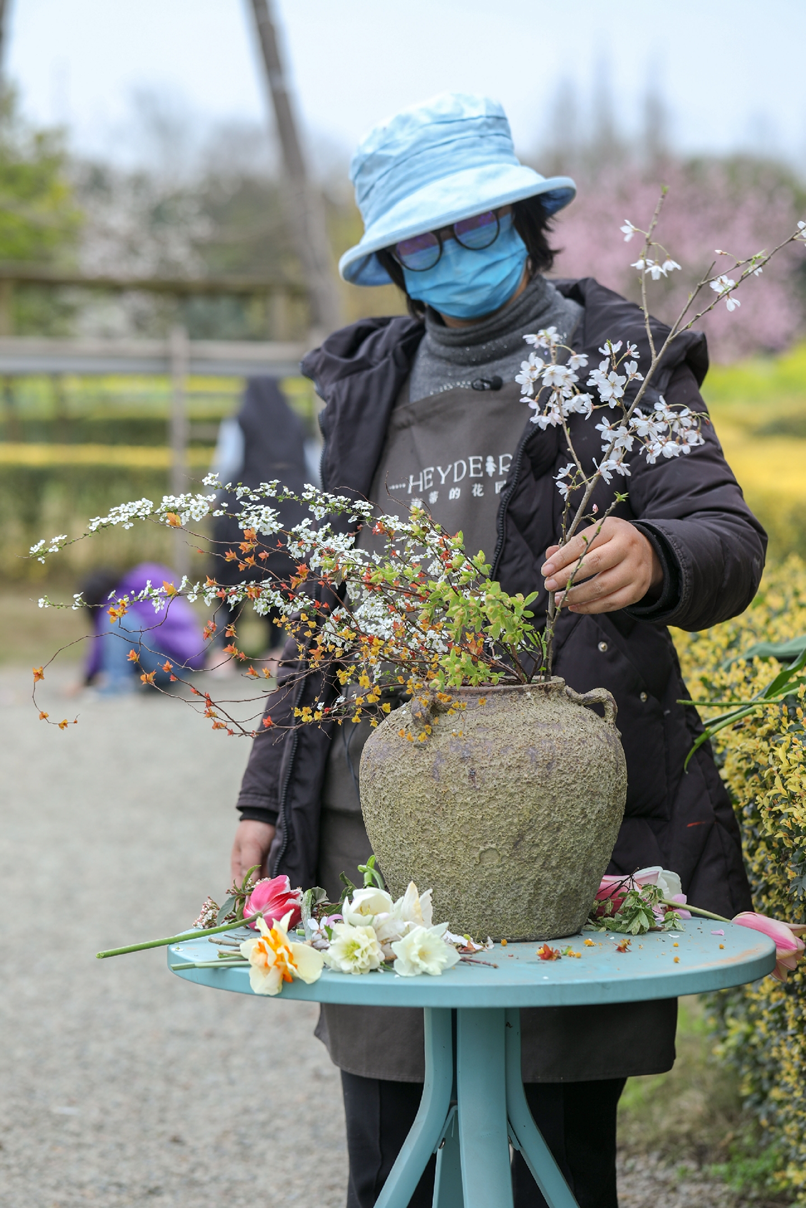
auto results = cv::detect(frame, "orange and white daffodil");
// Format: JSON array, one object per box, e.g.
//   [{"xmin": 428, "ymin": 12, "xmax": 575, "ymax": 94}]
[
  {"xmin": 391, "ymin": 923, "xmax": 461, "ymax": 978},
  {"xmin": 322, "ymin": 921, "xmax": 384, "ymax": 974},
  {"xmin": 239, "ymin": 910, "xmax": 324, "ymax": 996}
]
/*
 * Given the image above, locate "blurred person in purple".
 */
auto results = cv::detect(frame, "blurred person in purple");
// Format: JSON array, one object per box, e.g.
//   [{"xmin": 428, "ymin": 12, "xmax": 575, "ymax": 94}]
[{"xmin": 82, "ymin": 563, "xmax": 206, "ymax": 694}]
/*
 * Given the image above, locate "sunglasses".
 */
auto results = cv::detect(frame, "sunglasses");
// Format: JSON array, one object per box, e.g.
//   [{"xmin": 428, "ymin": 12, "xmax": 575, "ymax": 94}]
[{"xmin": 390, "ymin": 209, "xmax": 506, "ymax": 272}]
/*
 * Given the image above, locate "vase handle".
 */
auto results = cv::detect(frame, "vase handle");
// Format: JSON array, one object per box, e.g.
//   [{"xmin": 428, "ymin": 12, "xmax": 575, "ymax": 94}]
[{"xmin": 565, "ymin": 685, "xmax": 618, "ymax": 727}]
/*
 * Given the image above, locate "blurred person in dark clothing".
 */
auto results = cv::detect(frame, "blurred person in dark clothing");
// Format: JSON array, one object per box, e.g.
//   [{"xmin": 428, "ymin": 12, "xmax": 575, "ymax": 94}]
[{"xmin": 209, "ymin": 377, "xmax": 318, "ymax": 661}]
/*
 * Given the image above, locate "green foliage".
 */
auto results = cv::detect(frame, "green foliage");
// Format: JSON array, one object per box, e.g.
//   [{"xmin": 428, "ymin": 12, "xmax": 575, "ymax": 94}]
[
  {"xmin": 0, "ymin": 90, "xmax": 81, "ymax": 262},
  {"xmin": 588, "ymin": 884, "xmax": 683, "ymax": 934},
  {"xmin": 675, "ymin": 557, "xmax": 806, "ymax": 1201},
  {"xmin": 0, "ymin": 461, "xmax": 210, "ymax": 584},
  {"xmin": 0, "ymin": 88, "xmax": 83, "ymax": 334},
  {"xmin": 357, "ymin": 855, "xmax": 386, "ymax": 891}
]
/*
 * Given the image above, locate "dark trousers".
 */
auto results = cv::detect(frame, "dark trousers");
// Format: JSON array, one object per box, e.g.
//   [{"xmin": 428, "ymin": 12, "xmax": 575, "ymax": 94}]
[{"xmin": 341, "ymin": 1070, "xmax": 625, "ymax": 1208}]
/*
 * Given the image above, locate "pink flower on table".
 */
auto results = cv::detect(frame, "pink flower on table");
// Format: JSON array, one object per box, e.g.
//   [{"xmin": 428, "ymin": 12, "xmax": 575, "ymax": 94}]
[
  {"xmin": 244, "ymin": 875, "xmax": 303, "ymax": 930},
  {"xmin": 595, "ymin": 866, "xmax": 691, "ymax": 920},
  {"xmin": 595, "ymin": 874, "xmax": 633, "ymax": 915},
  {"xmin": 731, "ymin": 913, "xmax": 806, "ymax": 982}
]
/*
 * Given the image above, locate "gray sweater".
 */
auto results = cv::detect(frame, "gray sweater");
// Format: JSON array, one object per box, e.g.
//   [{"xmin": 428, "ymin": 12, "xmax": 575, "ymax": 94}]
[{"xmin": 409, "ymin": 273, "xmax": 582, "ymax": 402}]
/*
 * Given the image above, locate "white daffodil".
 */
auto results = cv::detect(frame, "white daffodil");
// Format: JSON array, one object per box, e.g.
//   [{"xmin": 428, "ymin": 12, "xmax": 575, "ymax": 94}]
[
  {"xmin": 391, "ymin": 924, "xmax": 462, "ymax": 977},
  {"xmin": 342, "ymin": 887, "xmax": 394, "ymax": 928},
  {"xmin": 394, "ymin": 882, "xmax": 434, "ymax": 929},
  {"xmin": 322, "ymin": 922, "xmax": 384, "ymax": 974},
  {"xmin": 239, "ymin": 910, "xmax": 324, "ymax": 996}
]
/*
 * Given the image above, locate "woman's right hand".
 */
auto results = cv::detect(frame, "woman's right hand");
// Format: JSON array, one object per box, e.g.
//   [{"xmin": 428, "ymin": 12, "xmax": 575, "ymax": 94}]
[{"xmin": 230, "ymin": 819, "xmax": 277, "ymax": 882}]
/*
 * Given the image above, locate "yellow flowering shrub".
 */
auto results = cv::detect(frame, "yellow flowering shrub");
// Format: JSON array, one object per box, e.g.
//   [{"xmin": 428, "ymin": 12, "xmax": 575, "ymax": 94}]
[
  {"xmin": 674, "ymin": 556, "xmax": 806, "ymax": 1197},
  {"xmin": 705, "ymin": 343, "xmax": 806, "ymax": 559}
]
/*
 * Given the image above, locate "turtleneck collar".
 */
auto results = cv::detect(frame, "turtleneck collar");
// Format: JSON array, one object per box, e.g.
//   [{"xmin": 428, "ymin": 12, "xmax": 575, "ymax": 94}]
[{"xmin": 409, "ymin": 272, "xmax": 583, "ymax": 401}]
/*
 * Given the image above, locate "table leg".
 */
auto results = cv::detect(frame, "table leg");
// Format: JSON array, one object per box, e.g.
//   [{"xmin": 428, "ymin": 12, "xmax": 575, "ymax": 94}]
[
  {"xmin": 456, "ymin": 1009, "xmax": 513, "ymax": 1208},
  {"xmin": 504, "ymin": 1008, "xmax": 580, "ymax": 1208},
  {"xmin": 374, "ymin": 1007, "xmax": 454, "ymax": 1208},
  {"xmin": 432, "ymin": 1106, "xmax": 463, "ymax": 1208}
]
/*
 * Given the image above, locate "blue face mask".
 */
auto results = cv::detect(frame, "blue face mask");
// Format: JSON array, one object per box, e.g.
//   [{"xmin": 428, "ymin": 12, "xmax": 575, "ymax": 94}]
[{"xmin": 402, "ymin": 213, "xmax": 527, "ymax": 320}]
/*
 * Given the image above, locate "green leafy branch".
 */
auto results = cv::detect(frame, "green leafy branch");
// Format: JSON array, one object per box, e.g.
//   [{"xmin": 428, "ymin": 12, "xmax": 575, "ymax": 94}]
[{"xmin": 681, "ymin": 639, "xmax": 806, "ymax": 768}]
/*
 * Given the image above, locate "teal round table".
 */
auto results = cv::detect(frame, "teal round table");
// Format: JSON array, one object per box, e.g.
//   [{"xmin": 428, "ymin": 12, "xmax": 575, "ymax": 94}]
[{"xmin": 169, "ymin": 920, "xmax": 774, "ymax": 1208}]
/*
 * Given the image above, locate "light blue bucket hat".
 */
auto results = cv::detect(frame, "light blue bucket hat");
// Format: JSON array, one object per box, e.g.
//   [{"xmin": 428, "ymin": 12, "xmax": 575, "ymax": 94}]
[{"xmin": 339, "ymin": 92, "xmax": 576, "ymax": 287}]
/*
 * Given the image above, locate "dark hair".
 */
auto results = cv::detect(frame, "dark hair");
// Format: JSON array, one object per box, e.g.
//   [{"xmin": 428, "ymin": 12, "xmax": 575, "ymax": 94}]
[
  {"xmin": 375, "ymin": 195, "xmax": 559, "ymax": 319},
  {"xmin": 79, "ymin": 568, "xmax": 120, "ymax": 612}
]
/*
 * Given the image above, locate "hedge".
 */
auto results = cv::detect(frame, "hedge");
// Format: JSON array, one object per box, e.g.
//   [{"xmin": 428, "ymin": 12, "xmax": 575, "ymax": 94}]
[
  {"xmin": 0, "ymin": 456, "xmax": 211, "ymax": 584},
  {"xmin": 674, "ymin": 556, "xmax": 806, "ymax": 1198}
]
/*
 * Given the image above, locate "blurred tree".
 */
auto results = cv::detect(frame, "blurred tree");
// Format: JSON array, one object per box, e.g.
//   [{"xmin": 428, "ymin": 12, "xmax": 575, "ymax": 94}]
[
  {"xmin": 534, "ymin": 70, "xmax": 806, "ymax": 361},
  {"xmin": 551, "ymin": 155, "xmax": 806, "ymax": 362},
  {"xmin": 0, "ymin": 89, "xmax": 82, "ymax": 261},
  {"xmin": 0, "ymin": 87, "xmax": 82, "ymax": 334}
]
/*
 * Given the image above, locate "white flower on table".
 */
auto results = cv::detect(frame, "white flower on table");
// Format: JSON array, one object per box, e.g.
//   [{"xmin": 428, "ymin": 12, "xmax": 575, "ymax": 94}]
[
  {"xmin": 391, "ymin": 924, "xmax": 462, "ymax": 978},
  {"xmin": 342, "ymin": 881, "xmax": 437, "ymax": 959},
  {"xmin": 322, "ymin": 922, "xmax": 384, "ymax": 974},
  {"xmin": 342, "ymin": 887, "xmax": 394, "ymax": 927}
]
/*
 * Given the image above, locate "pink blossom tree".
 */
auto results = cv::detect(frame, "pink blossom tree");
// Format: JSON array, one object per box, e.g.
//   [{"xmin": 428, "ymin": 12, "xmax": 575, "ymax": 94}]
[{"xmin": 551, "ymin": 158, "xmax": 805, "ymax": 361}]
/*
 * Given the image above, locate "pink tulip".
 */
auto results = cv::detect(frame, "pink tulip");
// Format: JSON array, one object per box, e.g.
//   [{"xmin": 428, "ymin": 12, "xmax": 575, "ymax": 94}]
[
  {"xmin": 594, "ymin": 874, "xmax": 634, "ymax": 915},
  {"xmin": 595, "ymin": 867, "xmax": 691, "ymax": 920},
  {"xmin": 732, "ymin": 912, "xmax": 806, "ymax": 982},
  {"xmin": 244, "ymin": 875, "xmax": 303, "ymax": 930}
]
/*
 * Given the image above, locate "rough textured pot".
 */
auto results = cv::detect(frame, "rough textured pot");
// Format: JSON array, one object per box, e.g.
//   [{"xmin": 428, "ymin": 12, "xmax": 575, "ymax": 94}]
[{"xmin": 359, "ymin": 678, "xmax": 627, "ymax": 941}]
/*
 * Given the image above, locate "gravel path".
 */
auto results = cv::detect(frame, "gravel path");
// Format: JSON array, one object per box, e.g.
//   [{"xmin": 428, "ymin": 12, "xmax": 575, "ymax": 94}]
[
  {"xmin": 0, "ymin": 667, "xmax": 347, "ymax": 1208},
  {"xmin": 0, "ymin": 665, "xmax": 754, "ymax": 1207}
]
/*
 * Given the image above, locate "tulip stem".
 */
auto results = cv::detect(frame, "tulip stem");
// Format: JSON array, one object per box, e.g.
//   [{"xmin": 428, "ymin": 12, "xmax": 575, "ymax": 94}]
[
  {"xmin": 96, "ymin": 910, "xmax": 267, "ymax": 959},
  {"xmin": 170, "ymin": 960, "xmax": 249, "ymax": 971},
  {"xmin": 661, "ymin": 898, "xmax": 729, "ymax": 924}
]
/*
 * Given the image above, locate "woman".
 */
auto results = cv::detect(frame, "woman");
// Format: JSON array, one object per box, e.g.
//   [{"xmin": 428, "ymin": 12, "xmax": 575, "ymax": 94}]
[{"xmin": 230, "ymin": 93, "xmax": 765, "ymax": 1208}]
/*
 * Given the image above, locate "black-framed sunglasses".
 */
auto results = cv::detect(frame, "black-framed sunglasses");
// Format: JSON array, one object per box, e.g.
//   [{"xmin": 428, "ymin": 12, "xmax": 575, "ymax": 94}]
[{"xmin": 390, "ymin": 209, "xmax": 504, "ymax": 272}]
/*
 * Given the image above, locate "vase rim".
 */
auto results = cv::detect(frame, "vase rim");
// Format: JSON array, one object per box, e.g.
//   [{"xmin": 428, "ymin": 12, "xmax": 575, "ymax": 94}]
[{"xmin": 439, "ymin": 677, "xmax": 566, "ymax": 695}]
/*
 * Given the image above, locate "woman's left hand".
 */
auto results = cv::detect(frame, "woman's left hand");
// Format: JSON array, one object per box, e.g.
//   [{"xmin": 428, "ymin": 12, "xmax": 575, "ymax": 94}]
[{"xmin": 541, "ymin": 517, "xmax": 663, "ymax": 614}]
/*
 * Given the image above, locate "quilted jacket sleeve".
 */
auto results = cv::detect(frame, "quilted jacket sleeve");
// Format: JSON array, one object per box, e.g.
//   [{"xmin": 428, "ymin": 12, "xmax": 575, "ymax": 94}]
[{"xmin": 624, "ymin": 363, "xmax": 767, "ymax": 630}]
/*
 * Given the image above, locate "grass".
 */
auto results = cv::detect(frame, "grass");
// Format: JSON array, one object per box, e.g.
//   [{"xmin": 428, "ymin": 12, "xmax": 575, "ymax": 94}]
[
  {"xmin": 619, "ymin": 996, "xmax": 792, "ymax": 1204},
  {"xmin": 0, "ymin": 588, "xmax": 86, "ymax": 666}
]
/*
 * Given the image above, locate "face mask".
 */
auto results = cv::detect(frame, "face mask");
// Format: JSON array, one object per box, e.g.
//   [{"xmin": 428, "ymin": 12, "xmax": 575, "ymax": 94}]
[{"xmin": 402, "ymin": 213, "xmax": 528, "ymax": 320}]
